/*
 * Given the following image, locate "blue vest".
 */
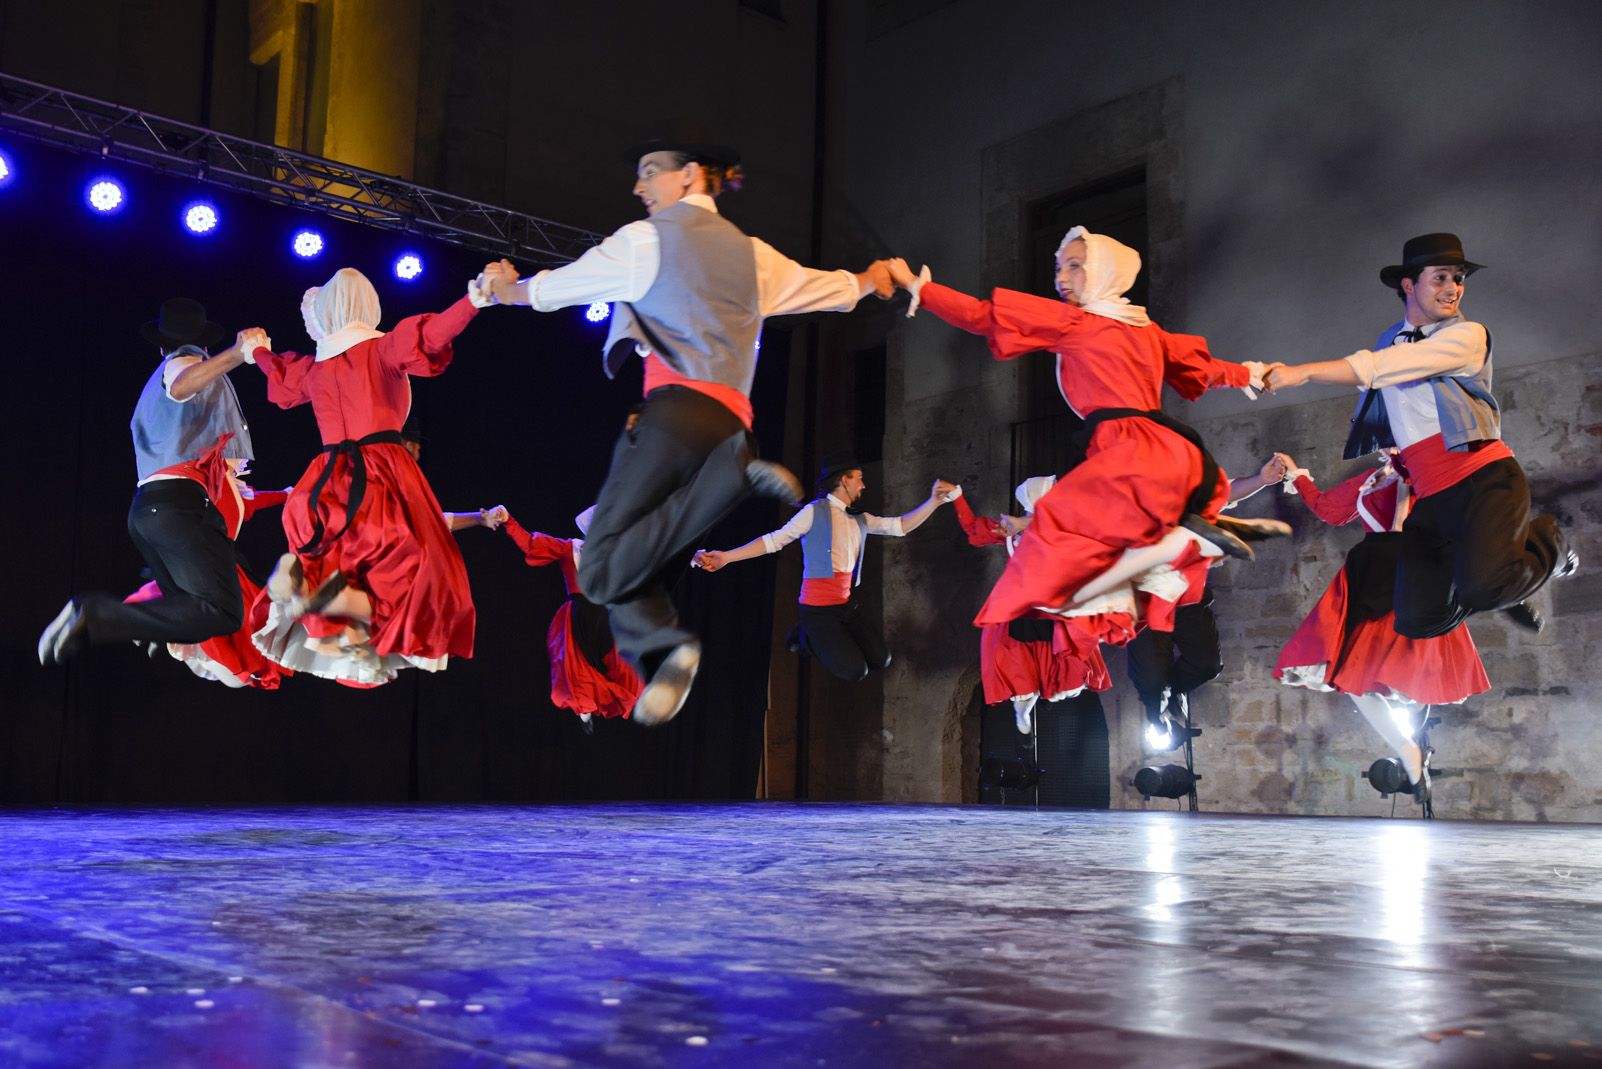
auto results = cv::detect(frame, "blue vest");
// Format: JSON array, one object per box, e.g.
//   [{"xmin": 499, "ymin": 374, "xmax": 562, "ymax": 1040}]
[
  {"xmin": 602, "ymin": 200, "xmax": 762, "ymax": 392},
  {"xmin": 1342, "ymin": 316, "xmax": 1500, "ymax": 460},
  {"xmin": 130, "ymin": 347, "xmax": 254, "ymax": 481},
  {"xmin": 800, "ymin": 500, "xmax": 869, "ymax": 586}
]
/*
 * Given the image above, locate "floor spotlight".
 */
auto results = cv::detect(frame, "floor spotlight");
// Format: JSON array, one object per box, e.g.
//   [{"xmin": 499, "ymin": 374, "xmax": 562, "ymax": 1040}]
[
  {"xmin": 292, "ymin": 229, "xmax": 324, "ymax": 259},
  {"xmin": 584, "ymin": 301, "xmax": 610, "ymax": 323},
  {"xmin": 978, "ymin": 754, "xmax": 1042, "ymax": 792},
  {"xmin": 1134, "ymin": 764, "xmax": 1198, "ymax": 801},
  {"xmin": 393, "ymin": 253, "xmax": 424, "ymax": 281},
  {"xmin": 1364, "ymin": 757, "xmax": 1410, "ymax": 796},
  {"xmin": 86, "ymin": 177, "xmax": 125, "ymax": 214},
  {"xmin": 182, "ymin": 201, "xmax": 218, "ymax": 234}
]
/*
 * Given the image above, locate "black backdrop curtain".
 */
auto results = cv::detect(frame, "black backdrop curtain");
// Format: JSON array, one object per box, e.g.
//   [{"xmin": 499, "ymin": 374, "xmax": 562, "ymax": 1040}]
[{"xmin": 0, "ymin": 138, "xmax": 781, "ymax": 802}]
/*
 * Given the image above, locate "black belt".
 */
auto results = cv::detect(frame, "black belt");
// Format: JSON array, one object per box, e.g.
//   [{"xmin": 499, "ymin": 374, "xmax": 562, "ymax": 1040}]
[
  {"xmin": 297, "ymin": 430, "xmax": 405, "ymax": 555},
  {"xmin": 1070, "ymin": 407, "xmax": 1222, "ymax": 517}
]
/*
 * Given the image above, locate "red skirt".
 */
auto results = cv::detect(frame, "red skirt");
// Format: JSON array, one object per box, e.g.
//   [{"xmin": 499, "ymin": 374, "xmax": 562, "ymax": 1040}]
[
  {"xmin": 1274, "ymin": 548, "xmax": 1489, "ymax": 705},
  {"xmin": 547, "ymin": 598, "xmax": 642, "ymax": 719},
  {"xmin": 127, "ymin": 573, "xmax": 287, "ymax": 690},
  {"xmin": 978, "ymin": 620, "xmax": 1111, "ymax": 705},
  {"xmin": 252, "ymin": 441, "xmax": 474, "ymax": 681},
  {"xmin": 976, "ymin": 418, "xmax": 1226, "ymax": 640}
]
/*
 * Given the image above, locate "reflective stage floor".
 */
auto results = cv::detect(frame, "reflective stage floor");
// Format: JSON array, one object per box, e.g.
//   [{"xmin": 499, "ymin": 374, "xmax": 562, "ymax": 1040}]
[{"xmin": 1, "ymin": 804, "xmax": 1599, "ymax": 1067}]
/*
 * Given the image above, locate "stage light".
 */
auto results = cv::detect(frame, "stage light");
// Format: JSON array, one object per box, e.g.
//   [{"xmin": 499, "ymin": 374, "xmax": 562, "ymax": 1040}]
[
  {"xmin": 86, "ymin": 178, "xmax": 125, "ymax": 213},
  {"xmin": 292, "ymin": 229, "xmax": 325, "ymax": 258},
  {"xmin": 1134, "ymin": 763, "xmax": 1198, "ymax": 800},
  {"xmin": 183, "ymin": 201, "xmax": 219, "ymax": 234},
  {"xmin": 585, "ymin": 301, "xmax": 610, "ymax": 323},
  {"xmin": 978, "ymin": 754, "xmax": 1043, "ymax": 792},
  {"xmin": 1365, "ymin": 757, "xmax": 1411, "ymax": 796},
  {"xmin": 1145, "ymin": 721, "xmax": 1178, "ymax": 752},
  {"xmin": 394, "ymin": 253, "xmax": 423, "ymax": 281},
  {"xmin": 0, "ymin": 149, "xmax": 13, "ymax": 187}
]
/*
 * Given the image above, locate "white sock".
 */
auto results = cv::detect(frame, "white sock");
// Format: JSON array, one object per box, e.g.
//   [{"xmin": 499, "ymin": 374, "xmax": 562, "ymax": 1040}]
[{"xmin": 1350, "ymin": 693, "xmax": 1424, "ymax": 782}]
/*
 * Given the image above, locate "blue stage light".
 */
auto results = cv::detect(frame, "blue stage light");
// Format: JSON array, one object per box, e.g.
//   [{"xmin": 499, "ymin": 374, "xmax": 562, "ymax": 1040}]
[
  {"xmin": 292, "ymin": 229, "xmax": 325, "ymax": 258},
  {"xmin": 183, "ymin": 201, "xmax": 219, "ymax": 234},
  {"xmin": 394, "ymin": 253, "xmax": 423, "ymax": 281},
  {"xmin": 86, "ymin": 178, "xmax": 125, "ymax": 213},
  {"xmin": 0, "ymin": 149, "xmax": 13, "ymax": 187},
  {"xmin": 585, "ymin": 301, "xmax": 610, "ymax": 323}
]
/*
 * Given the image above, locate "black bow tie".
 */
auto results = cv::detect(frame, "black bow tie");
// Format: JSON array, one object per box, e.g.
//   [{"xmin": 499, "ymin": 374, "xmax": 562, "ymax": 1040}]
[{"xmin": 1397, "ymin": 327, "xmax": 1426, "ymax": 343}]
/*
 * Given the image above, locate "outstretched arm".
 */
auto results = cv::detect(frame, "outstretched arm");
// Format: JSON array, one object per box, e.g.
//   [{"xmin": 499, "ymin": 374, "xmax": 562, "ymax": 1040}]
[
  {"xmin": 891, "ymin": 480, "xmax": 958, "ymax": 535},
  {"xmin": 1227, "ymin": 455, "xmax": 1288, "ymax": 504},
  {"xmin": 170, "ymin": 328, "xmax": 265, "ymax": 401},
  {"xmin": 696, "ymin": 505, "xmax": 817, "ymax": 573}
]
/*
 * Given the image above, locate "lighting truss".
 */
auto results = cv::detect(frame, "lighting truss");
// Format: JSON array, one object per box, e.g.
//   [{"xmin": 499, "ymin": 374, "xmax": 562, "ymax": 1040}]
[{"xmin": 0, "ymin": 72, "xmax": 601, "ymax": 267}]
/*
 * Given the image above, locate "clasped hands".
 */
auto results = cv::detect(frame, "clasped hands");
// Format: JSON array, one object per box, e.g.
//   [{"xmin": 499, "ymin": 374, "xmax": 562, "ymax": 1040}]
[{"xmin": 471, "ymin": 259, "xmax": 523, "ymax": 306}]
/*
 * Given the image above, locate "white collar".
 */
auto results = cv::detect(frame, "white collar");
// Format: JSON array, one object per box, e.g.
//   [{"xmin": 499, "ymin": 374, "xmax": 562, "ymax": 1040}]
[
  {"xmin": 678, "ymin": 193, "xmax": 719, "ymax": 214},
  {"xmin": 827, "ymin": 493, "xmax": 850, "ymax": 511},
  {"xmin": 315, "ymin": 324, "xmax": 385, "ymax": 362}
]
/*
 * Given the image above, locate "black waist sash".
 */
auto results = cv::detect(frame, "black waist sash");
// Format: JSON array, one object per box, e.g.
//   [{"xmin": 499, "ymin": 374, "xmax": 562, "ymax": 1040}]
[
  {"xmin": 297, "ymin": 429, "xmax": 406, "ymax": 555},
  {"xmin": 1070, "ymin": 407, "xmax": 1223, "ymax": 518}
]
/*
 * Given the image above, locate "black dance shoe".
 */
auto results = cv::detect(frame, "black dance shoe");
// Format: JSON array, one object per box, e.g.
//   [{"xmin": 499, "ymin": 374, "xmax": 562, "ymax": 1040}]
[
  {"xmin": 631, "ymin": 640, "xmax": 702, "ymax": 727},
  {"xmin": 745, "ymin": 460, "xmax": 803, "ymax": 505},
  {"xmin": 1503, "ymin": 601, "xmax": 1544, "ymax": 633},
  {"xmin": 1179, "ymin": 513, "xmax": 1254, "ymax": 560},
  {"xmin": 37, "ymin": 599, "xmax": 88, "ymax": 665}
]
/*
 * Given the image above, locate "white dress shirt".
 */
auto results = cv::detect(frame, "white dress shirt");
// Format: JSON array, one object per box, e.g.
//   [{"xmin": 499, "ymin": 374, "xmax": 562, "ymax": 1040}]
[
  {"xmin": 762, "ymin": 493, "xmax": 905, "ymax": 573},
  {"xmin": 1341, "ymin": 319, "xmax": 1489, "ymax": 449},
  {"xmin": 520, "ymin": 194, "xmax": 862, "ymax": 319}
]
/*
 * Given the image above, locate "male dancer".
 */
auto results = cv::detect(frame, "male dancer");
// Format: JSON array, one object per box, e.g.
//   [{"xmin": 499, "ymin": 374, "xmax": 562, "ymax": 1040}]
[
  {"xmin": 693, "ymin": 455, "xmax": 955, "ymax": 682},
  {"xmin": 39, "ymin": 299, "xmax": 266, "ymax": 664},
  {"xmin": 1264, "ymin": 233, "xmax": 1575, "ymax": 636},
  {"xmin": 481, "ymin": 138, "xmax": 893, "ymax": 724}
]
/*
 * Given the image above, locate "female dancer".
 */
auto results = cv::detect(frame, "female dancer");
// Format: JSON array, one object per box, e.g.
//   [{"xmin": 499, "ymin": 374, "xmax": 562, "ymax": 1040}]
[
  {"xmin": 495, "ymin": 505, "xmax": 644, "ymax": 731},
  {"xmin": 247, "ymin": 268, "xmax": 488, "ymax": 686},
  {"xmin": 1273, "ymin": 451, "xmax": 1490, "ymax": 811},
  {"xmin": 952, "ymin": 477, "xmax": 1109, "ymax": 734}
]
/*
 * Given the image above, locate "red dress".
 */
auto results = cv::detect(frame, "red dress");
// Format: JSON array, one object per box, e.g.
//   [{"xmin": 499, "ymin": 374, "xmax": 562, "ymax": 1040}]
[
  {"xmin": 248, "ymin": 297, "xmax": 479, "ymax": 686},
  {"xmin": 918, "ymin": 283, "xmax": 1250, "ymax": 639},
  {"xmin": 124, "ymin": 434, "xmax": 291, "ymax": 690},
  {"xmin": 502, "ymin": 518, "xmax": 643, "ymax": 719},
  {"xmin": 1273, "ymin": 470, "xmax": 1489, "ymax": 704},
  {"xmin": 953, "ymin": 497, "xmax": 1111, "ymax": 704}
]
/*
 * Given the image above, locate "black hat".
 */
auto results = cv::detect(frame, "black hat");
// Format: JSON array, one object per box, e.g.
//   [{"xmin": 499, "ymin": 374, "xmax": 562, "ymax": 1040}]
[
  {"xmin": 623, "ymin": 129, "xmax": 741, "ymax": 169},
  {"xmin": 1380, "ymin": 233, "xmax": 1485, "ymax": 291},
  {"xmin": 140, "ymin": 297, "xmax": 225, "ymax": 350},
  {"xmin": 817, "ymin": 452, "xmax": 862, "ymax": 483}
]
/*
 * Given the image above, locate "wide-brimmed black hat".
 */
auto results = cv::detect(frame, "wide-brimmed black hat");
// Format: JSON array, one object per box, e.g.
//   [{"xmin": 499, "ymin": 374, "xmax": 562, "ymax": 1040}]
[
  {"xmin": 1380, "ymin": 233, "xmax": 1485, "ymax": 290},
  {"xmin": 817, "ymin": 452, "xmax": 862, "ymax": 483},
  {"xmin": 140, "ymin": 297, "xmax": 225, "ymax": 350},
  {"xmin": 623, "ymin": 132, "xmax": 741, "ymax": 169}
]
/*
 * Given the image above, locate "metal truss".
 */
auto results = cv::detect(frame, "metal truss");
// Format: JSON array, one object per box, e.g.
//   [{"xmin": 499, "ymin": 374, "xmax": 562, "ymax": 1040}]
[{"xmin": 0, "ymin": 72, "xmax": 600, "ymax": 267}]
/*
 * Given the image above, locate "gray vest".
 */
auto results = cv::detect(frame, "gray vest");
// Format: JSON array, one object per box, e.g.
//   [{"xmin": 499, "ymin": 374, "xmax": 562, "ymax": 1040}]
[
  {"xmin": 800, "ymin": 500, "xmax": 869, "ymax": 585},
  {"xmin": 602, "ymin": 200, "xmax": 762, "ymax": 393},
  {"xmin": 1342, "ymin": 316, "xmax": 1499, "ymax": 460},
  {"xmin": 131, "ymin": 346, "xmax": 254, "ymax": 481}
]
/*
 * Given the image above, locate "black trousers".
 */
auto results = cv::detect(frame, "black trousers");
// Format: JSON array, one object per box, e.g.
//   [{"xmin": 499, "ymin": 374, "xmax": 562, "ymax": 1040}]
[
  {"xmin": 578, "ymin": 386, "xmax": 754, "ymax": 672},
  {"xmin": 1126, "ymin": 588, "xmax": 1221, "ymax": 716},
  {"xmin": 1395, "ymin": 457, "xmax": 1564, "ymax": 638},
  {"xmin": 81, "ymin": 479, "xmax": 244, "ymax": 646},
  {"xmin": 797, "ymin": 598, "xmax": 891, "ymax": 683}
]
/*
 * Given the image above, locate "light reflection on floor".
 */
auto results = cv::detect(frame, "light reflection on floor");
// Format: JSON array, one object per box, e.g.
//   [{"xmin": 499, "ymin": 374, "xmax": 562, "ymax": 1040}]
[{"xmin": 1, "ymin": 803, "xmax": 1600, "ymax": 1067}]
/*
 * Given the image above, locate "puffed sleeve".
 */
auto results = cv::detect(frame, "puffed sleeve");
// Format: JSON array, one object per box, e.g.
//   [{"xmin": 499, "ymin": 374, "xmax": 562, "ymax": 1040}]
[
  {"xmin": 952, "ymin": 495, "xmax": 1006, "ymax": 547},
  {"xmin": 502, "ymin": 517, "xmax": 571, "ymax": 567},
  {"xmin": 919, "ymin": 283, "xmax": 1076, "ymax": 362},
  {"xmin": 1159, "ymin": 330, "xmax": 1251, "ymax": 401},
  {"xmin": 1293, "ymin": 472, "xmax": 1365, "ymax": 527},
  {"xmin": 252, "ymin": 349, "xmax": 315, "ymax": 409},
  {"xmin": 377, "ymin": 295, "xmax": 479, "ymax": 378}
]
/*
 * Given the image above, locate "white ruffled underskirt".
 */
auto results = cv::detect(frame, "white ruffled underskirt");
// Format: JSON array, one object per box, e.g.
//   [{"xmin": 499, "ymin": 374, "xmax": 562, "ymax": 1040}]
[
  {"xmin": 1275, "ymin": 663, "xmax": 1468, "ymax": 707},
  {"xmin": 166, "ymin": 643, "xmax": 249, "ymax": 689},
  {"xmin": 251, "ymin": 601, "xmax": 447, "ymax": 687}
]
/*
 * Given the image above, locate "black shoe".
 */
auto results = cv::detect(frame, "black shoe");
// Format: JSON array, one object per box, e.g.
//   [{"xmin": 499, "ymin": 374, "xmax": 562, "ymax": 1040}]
[
  {"xmin": 631, "ymin": 641, "xmax": 701, "ymax": 727},
  {"xmin": 784, "ymin": 623, "xmax": 806, "ymax": 655},
  {"xmin": 1214, "ymin": 514, "xmax": 1293, "ymax": 543},
  {"xmin": 745, "ymin": 460, "xmax": 802, "ymax": 505},
  {"xmin": 1412, "ymin": 748, "xmax": 1435, "ymax": 820},
  {"xmin": 37, "ymin": 599, "xmax": 89, "ymax": 665},
  {"xmin": 1554, "ymin": 546, "xmax": 1580, "ymax": 580},
  {"xmin": 578, "ymin": 714, "xmax": 595, "ymax": 736},
  {"xmin": 1503, "ymin": 601, "xmax": 1544, "ymax": 633},
  {"xmin": 1180, "ymin": 513, "xmax": 1254, "ymax": 560}
]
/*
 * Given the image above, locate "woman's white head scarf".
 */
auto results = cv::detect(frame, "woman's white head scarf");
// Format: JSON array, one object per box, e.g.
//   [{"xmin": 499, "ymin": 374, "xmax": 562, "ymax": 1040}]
[
  {"xmin": 1015, "ymin": 475, "xmax": 1056, "ymax": 514},
  {"xmin": 1055, "ymin": 226, "xmax": 1151, "ymax": 327},
  {"xmin": 303, "ymin": 268, "xmax": 386, "ymax": 361}
]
